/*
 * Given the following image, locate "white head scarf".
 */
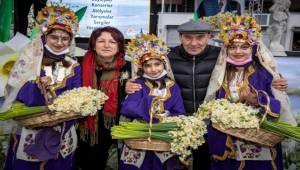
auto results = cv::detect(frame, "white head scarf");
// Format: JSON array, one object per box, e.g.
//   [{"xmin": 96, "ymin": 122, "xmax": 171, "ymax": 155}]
[
  {"xmin": 204, "ymin": 40, "xmax": 296, "ymax": 125},
  {"xmin": 0, "ymin": 33, "xmax": 76, "ymax": 112},
  {"xmin": 131, "ymin": 55, "xmax": 175, "ymax": 81}
]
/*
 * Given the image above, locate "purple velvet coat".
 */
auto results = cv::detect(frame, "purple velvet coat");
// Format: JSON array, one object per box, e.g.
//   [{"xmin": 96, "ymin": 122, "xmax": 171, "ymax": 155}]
[
  {"xmin": 208, "ymin": 64, "xmax": 283, "ymax": 170},
  {"xmin": 119, "ymin": 77, "xmax": 186, "ymax": 170},
  {"xmin": 4, "ymin": 63, "xmax": 81, "ymax": 170}
]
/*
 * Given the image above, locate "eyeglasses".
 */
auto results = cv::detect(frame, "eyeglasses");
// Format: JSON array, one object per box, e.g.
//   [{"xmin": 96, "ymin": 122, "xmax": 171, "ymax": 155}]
[{"xmin": 47, "ymin": 34, "xmax": 71, "ymax": 44}]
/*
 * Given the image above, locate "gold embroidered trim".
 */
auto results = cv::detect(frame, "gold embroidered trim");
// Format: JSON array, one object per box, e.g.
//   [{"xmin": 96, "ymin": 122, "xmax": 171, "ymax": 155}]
[
  {"xmin": 145, "ymin": 78, "xmax": 174, "ymax": 122},
  {"xmin": 257, "ymin": 90, "xmax": 279, "ymax": 118},
  {"xmin": 48, "ymin": 62, "xmax": 79, "ymax": 97},
  {"xmin": 222, "ymin": 65, "xmax": 255, "ymax": 102},
  {"xmin": 238, "ymin": 160, "xmax": 245, "ymax": 170},
  {"xmin": 271, "ymin": 147, "xmax": 278, "ymax": 170},
  {"xmin": 212, "ymin": 135, "xmax": 236, "ymax": 160}
]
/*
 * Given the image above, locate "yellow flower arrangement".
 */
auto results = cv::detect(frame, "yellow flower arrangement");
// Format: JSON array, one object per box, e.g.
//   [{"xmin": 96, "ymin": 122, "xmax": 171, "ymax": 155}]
[
  {"xmin": 219, "ymin": 15, "xmax": 262, "ymax": 46},
  {"xmin": 126, "ymin": 34, "xmax": 169, "ymax": 66}
]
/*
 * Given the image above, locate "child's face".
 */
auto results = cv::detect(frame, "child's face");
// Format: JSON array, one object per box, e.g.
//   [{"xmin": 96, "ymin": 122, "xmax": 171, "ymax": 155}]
[
  {"xmin": 227, "ymin": 42, "xmax": 252, "ymax": 62},
  {"xmin": 45, "ymin": 29, "xmax": 71, "ymax": 53},
  {"xmin": 143, "ymin": 59, "xmax": 165, "ymax": 78}
]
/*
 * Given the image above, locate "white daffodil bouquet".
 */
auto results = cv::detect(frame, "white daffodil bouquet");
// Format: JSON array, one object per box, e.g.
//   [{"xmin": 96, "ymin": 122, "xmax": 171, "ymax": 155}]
[
  {"xmin": 111, "ymin": 115, "xmax": 207, "ymax": 161},
  {"xmin": 0, "ymin": 87, "xmax": 107, "ymax": 120},
  {"xmin": 196, "ymin": 99, "xmax": 260, "ymax": 130},
  {"xmin": 195, "ymin": 99, "xmax": 300, "ymax": 143},
  {"xmin": 48, "ymin": 87, "xmax": 108, "ymax": 116}
]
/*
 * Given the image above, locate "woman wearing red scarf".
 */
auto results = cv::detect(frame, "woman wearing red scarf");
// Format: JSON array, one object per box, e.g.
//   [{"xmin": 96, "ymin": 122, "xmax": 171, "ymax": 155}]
[{"xmin": 76, "ymin": 27, "xmax": 131, "ymax": 170}]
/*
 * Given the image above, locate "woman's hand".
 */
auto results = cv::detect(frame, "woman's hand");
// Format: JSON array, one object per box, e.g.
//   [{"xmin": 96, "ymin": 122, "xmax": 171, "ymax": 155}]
[
  {"xmin": 240, "ymin": 86, "xmax": 258, "ymax": 105},
  {"xmin": 125, "ymin": 79, "xmax": 142, "ymax": 94},
  {"xmin": 272, "ymin": 76, "xmax": 288, "ymax": 92},
  {"xmin": 40, "ymin": 76, "xmax": 52, "ymax": 87}
]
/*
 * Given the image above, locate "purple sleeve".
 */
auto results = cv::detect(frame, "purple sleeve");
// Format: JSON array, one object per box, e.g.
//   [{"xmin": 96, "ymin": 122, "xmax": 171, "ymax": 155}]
[
  {"xmin": 255, "ymin": 68, "xmax": 281, "ymax": 118},
  {"xmin": 70, "ymin": 65, "xmax": 82, "ymax": 89},
  {"xmin": 120, "ymin": 81, "xmax": 153, "ymax": 122},
  {"xmin": 169, "ymin": 83, "xmax": 186, "ymax": 116},
  {"xmin": 17, "ymin": 81, "xmax": 46, "ymax": 106}
]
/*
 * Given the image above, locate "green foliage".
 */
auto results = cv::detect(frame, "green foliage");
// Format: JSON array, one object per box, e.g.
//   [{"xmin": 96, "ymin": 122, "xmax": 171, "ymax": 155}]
[
  {"xmin": 30, "ymin": 27, "xmax": 40, "ymax": 41},
  {"xmin": 0, "ymin": 102, "xmax": 47, "ymax": 120},
  {"xmin": 282, "ymin": 113, "xmax": 300, "ymax": 169},
  {"xmin": 0, "ymin": 134, "xmax": 9, "ymax": 170},
  {"xmin": 296, "ymin": 113, "xmax": 300, "ymax": 126},
  {"xmin": 283, "ymin": 143, "xmax": 300, "ymax": 169},
  {"xmin": 0, "ymin": 0, "xmax": 13, "ymax": 42}
]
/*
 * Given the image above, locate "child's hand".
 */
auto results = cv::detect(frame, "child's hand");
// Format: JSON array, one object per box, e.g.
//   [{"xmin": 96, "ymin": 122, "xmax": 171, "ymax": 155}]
[
  {"xmin": 40, "ymin": 76, "xmax": 52, "ymax": 87},
  {"xmin": 240, "ymin": 86, "xmax": 258, "ymax": 105},
  {"xmin": 125, "ymin": 79, "xmax": 142, "ymax": 94}
]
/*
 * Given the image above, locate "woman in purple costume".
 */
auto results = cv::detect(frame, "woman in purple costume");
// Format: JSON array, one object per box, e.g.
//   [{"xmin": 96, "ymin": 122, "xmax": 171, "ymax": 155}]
[
  {"xmin": 119, "ymin": 34, "xmax": 186, "ymax": 170},
  {"xmin": 204, "ymin": 15, "xmax": 295, "ymax": 170},
  {"xmin": 3, "ymin": 5, "xmax": 81, "ymax": 170}
]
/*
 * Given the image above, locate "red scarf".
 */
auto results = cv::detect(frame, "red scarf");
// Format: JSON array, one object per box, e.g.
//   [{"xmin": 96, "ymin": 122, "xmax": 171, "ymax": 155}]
[{"xmin": 81, "ymin": 51, "xmax": 125, "ymax": 134}]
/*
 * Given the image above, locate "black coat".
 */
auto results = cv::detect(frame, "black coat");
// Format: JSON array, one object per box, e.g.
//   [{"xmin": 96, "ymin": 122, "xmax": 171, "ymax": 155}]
[{"xmin": 168, "ymin": 45, "xmax": 220, "ymax": 114}]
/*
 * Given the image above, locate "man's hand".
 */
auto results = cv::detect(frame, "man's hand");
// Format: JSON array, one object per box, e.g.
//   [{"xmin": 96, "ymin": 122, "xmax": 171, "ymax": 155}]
[
  {"xmin": 272, "ymin": 76, "xmax": 288, "ymax": 92},
  {"xmin": 125, "ymin": 79, "xmax": 142, "ymax": 94}
]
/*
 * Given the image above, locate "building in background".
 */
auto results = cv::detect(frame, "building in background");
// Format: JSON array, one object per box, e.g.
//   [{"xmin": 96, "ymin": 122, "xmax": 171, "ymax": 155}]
[
  {"xmin": 155, "ymin": 0, "xmax": 300, "ymax": 54},
  {"xmin": 154, "ymin": 0, "xmax": 300, "ymax": 118}
]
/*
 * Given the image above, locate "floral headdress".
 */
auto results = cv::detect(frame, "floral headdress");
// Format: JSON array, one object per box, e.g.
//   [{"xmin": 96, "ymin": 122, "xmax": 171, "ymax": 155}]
[
  {"xmin": 127, "ymin": 34, "xmax": 169, "ymax": 66},
  {"xmin": 36, "ymin": 5, "xmax": 79, "ymax": 35},
  {"xmin": 219, "ymin": 15, "xmax": 261, "ymax": 46}
]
